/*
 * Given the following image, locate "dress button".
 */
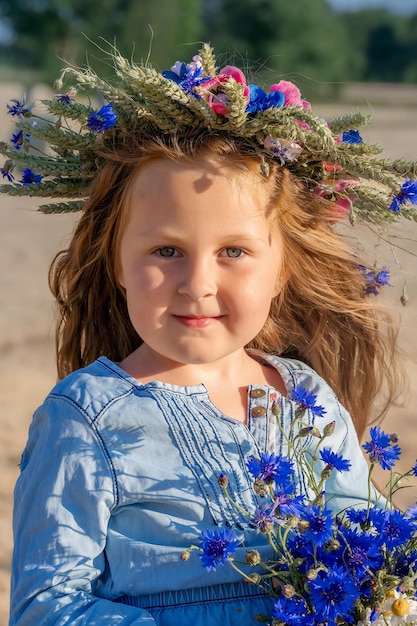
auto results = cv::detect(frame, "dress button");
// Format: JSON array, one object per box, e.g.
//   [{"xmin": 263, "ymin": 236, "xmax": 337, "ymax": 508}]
[
  {"xmin": 250, "ymin": 388, "xmax": 266, "ymax": 398},
  {"xmin": 251, "ymin": 406, "xmax": 266, "ymax": 417}
]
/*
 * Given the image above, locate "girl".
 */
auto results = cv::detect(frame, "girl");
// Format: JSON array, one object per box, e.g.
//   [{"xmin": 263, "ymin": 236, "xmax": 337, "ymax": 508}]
[{"xmin": 2, "ymin": 44, "xmax": 416, "ymax": 626}]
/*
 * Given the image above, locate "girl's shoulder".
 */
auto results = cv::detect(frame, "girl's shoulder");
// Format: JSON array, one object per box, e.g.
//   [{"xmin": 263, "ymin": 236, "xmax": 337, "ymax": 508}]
[{"xmin": 45, "ymin": 357, "xmax": 139, "ymax": 418}]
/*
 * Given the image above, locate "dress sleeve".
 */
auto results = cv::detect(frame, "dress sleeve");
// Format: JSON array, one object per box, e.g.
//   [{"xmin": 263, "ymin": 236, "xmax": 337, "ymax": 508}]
[
  {"xmin": 10, "ymin": 395, "xmax": 157, "ymax": 625},
  {"xmin": 320, "ymin": 401, "xmax": 380, "ymax": 513}
]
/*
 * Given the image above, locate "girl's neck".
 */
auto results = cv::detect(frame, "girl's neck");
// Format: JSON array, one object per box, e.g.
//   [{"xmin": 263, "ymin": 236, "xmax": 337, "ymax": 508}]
[{"xmin": 119, "ymin": 347, "xmax": 286, "ymax": 423}]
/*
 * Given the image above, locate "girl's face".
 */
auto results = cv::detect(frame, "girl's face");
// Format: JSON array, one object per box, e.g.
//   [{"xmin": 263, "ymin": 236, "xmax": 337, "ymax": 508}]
[{"xmin": 117, "ymin": 158, "xmax": 286, "ymax": 372}]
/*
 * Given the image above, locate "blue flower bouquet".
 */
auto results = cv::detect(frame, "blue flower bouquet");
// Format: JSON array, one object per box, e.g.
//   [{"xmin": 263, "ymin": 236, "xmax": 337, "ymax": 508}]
[{"xmin": 183, "ymin": 387, "xmax": 417, "ymax": 626}]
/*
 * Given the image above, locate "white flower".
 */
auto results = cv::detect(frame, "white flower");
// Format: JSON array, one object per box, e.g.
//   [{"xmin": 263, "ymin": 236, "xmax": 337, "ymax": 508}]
[
  {"xmin": 383, "ymin": 590, "xmax": 417, "ymax": 626},
  {"xmin": 356, "ymin": 592, "xmax": 417, "ymax": 626}
]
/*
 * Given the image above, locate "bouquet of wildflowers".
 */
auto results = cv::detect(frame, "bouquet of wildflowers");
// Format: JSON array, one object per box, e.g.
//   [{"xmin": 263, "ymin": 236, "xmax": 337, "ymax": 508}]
[{"xmin": 183, "ymin": 388, "xmax": 417, "ymax": 626}]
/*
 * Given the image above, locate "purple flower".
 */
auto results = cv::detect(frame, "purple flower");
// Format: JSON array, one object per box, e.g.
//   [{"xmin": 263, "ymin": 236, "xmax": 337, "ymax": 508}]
[
  {"xmin": 11, "ymin": 129, "xmax": 31, "ymax": 151},
  {"xmin": 290, "ymin": 385, "xmax": 326, "ymax": 417},
  {"xmin": 362, "ymin": 426, "xmax": 401, "ymax": 470},
  {"xmin": 339, "ymin": 527, "xmax": 383, "ymax": 577},
  {"xmin": 390, "ymin": 179, "xmax": 417, "ymax": 212},
  {"xmin": 342, "ymin": 130, "xmax": 363, "ymax": 144},
  {"xmin": 411, "ymin": 460, "xmax": 417, "ymax": 477},
  {"xmin": 263, "ymin": 136, "xmax": 303, "ymax": 165},
  {"xmin": 55, "ymin": 92, "xmax": 73, "ymax": 105},
  {"xmin": 246, "ymin": 452, "xmax": 294, "ymax": 485},
  {"xmin": 7, "ymin": 95, "xmax": 35, "ymax": 118},
  {"xmin": 20, "ymin": 168, "xmax": 42, "ymax": 185},
  {"xmin": 359, "ymin": 264, "xmax": 391, "ymax": 296},
  {"xmin": 252, "ymin": 503, "xmax": 278, "ymax": 532},
  {"xmin": 319, "ymin": 448, "xmax": 351, "ymax": 473},
  {"xmin": 273, "ymin": 489, "xmax": 305, "ymax": 517},
  {"xmin": 246, "ymin": 84, "xmax": 285, "ymax": 113},
  {"xmin": 87, "ymin": 103, "xmax": 117, "ymax": 133},
  {"xmin": 308, "ymin": 566, "xmax": 360, "ymax": 626},
  {"xmin": 198, "ymin": 528, "xmax": 238, "ymax": 571}
]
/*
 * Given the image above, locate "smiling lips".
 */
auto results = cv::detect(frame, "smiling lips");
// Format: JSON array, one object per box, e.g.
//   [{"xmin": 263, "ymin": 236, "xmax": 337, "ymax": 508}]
[{"xmin": 173, "ymin": 315, "xmax": 223, "ymax": 328}]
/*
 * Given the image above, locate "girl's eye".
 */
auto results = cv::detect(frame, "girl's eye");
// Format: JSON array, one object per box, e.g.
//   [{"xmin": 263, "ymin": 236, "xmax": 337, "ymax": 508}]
[
  {"xmin": 156, "ymin": 247, "xmax": 178, "ymax": 257},
  {"xmin": 224, "ymin": 247, "xmax": 244, "ymax": 258}
]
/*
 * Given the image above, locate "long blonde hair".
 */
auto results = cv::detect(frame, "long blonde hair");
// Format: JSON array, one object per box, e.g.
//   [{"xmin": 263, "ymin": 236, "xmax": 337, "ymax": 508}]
[{"xmin": 49, "ymin": 129, "xmax": 399, "ymax": 438}]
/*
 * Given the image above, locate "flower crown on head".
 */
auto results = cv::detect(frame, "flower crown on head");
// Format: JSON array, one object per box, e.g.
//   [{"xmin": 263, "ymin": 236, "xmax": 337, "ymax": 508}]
[{"xmin": 1, "ymin": 42, "xmax": 417, "ymax": 224}]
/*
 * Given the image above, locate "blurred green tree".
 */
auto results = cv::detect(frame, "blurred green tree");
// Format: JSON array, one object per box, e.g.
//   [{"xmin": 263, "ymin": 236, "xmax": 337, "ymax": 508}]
[
  {"xmin": 0, "ymin": 0, "xmax": 203, "ymax": 84},
  {"xmin": 204, "ymin": 0, "xmax": 352, "ymax": 99},
  {"xmin": 341, "ymin": 9, "xmax": 411, "ymax": 82}
]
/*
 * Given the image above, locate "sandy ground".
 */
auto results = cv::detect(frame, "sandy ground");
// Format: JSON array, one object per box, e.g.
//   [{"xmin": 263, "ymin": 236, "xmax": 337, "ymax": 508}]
[{"xmin": 0, "ymin": 83, "xmax": 416, "ymax": 624}]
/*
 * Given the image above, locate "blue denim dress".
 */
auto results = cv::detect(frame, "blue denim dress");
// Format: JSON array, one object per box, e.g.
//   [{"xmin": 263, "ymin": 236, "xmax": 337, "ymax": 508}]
[{"xmin": 10, "ymin": 353, "xmax": 373, "ymax": 625}]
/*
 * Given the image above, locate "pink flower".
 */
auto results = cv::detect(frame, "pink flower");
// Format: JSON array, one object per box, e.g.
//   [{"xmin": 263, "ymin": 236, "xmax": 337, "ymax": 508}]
[
  {"xmin": 270, "ymin": 80, "xmax": 311, "ymax": 109},
  {"xmin": 315, "ymin": 179, "xmax": 359, "ymax": 223},
  {"xmin": 201, "ymin": 66, "xmax": 250, "ymax": 115}
]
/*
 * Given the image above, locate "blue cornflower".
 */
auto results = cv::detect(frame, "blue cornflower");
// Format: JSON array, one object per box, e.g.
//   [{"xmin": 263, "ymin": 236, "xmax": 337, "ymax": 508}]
[
  {"xmin": 273, "ymin": 489, "xmax": 305, "ymax": 517},
  {"xmin": 163, "ymin": 60, "xmax": 209, "ymax": 95},
  {"xmin": 198, "ymin": 528, "xmax": 238, "ymax": 571},
  {"xmin": 405, "ymin": 503, "xmax": 417, "ymax": 522},
  {"xmin": 411, "ymin": 460, "xmax": 417, "ymax": 477},
  {"xmin": 246, "ymin": 84, "xmax": 285, "ymax": 113},
  {"xmin": 346, "ymin": 507, "xmax": 369, "ymax": 527},
  {"xmin": 0, "ymin": 166, "xmax": 14, "ymax": 182},
  {"xmin": 11, "ymin": 129, "xmax": 31, "ymax": 151},
  {"xmin": 365, "ymin": 505, "xmax": 386, "ymax": 533},
  {"xmin": 246, "ymin": 452, "xmax": 294, "ymax": 485},
  {"xmin": 286, "ymin": 533, "xmax": 321, "ymax": 574},
  {"xmin": 20, "ymin": 168, "xmax": 42, "ymax": 185},
  {"xmin": 347, "ymin": 504, "xmax": 386, "ymax": 537},
  {"xmin": 319, "ymin": 448, "xmax": 351, "ymax": 473},
  {"xmin": 7, "ymin": 95, "xmax": 35, "ymax": 118},
  {"xmin": 290, "ymin": 385, "xmax": 327, "ymax": 417},
  {"xmin": 308, "ymin": 566, "xmax": 361, "ymax": 626},
  {"xmin": 379, "ymin": 509, "xmax": 415, "ymax": 550},
  {"xmin": 359, "ymin": 264, "xmax": 391, "ymax": 295},
  {"xmin": 390, "ymin": 179, "xmax": 417, "ymax": 212},
  {"xmin": 394, "ymin": 549, "xmax": 417, "ymax": 578},
  {"xmin": 339, "ymin": 527, "xmax": 383, "ymax": 578},
  {"xmin": 342, "ymin": 129, "xmax": 363, "ymax": 144},
  {"xmin": 299, "ymin": 504, "xmax": 335, "ymax": 547},
  {"xmin": 362, "ymin": 426, "xmax": 401, "ymax": 470},
  {"xmin": 272, "ymin": 596, "xmax": 314, "ymax": 626},
  {"xmin": 87, "ymin": 103, "xmax": 117, "ymax": 133}
]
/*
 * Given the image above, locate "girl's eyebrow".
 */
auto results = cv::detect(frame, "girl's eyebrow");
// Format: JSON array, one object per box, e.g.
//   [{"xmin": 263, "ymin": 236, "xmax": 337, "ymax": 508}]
[{"xmin": 135, "ymin": 230, "xmax": 267, "ymax": 245}]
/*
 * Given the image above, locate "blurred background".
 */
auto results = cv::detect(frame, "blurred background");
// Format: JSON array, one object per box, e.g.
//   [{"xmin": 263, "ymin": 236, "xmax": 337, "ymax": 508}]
[
  {"xmin": 1, "ymin": 0, "xmax": 417, "ymax": 97},
  {"xmin": 1, "ymin": 0, "xmax": 417, "ymax": 622}
]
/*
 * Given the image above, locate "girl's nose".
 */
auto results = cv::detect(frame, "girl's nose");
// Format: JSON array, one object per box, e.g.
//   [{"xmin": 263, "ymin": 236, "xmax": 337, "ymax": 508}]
[{"xmin": 177, "ymin": 258, "xmax": 217, "ymax": 300}]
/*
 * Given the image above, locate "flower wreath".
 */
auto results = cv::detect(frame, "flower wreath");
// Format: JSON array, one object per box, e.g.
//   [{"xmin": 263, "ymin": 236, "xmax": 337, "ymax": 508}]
[{"xmin": 0, "ymin": 43, "xmax": 416, "ymax": 298}]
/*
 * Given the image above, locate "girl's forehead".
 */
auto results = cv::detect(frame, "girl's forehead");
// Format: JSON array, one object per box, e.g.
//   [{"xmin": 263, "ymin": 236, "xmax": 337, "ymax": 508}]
[
  {"xmin": 131, "ymin": 156, "xmax": 271, "ymax": 201},
  {"xmin": 135, "ymin": 155, "xmax": 261, "ymax": 181},
  {"xmin": 123, "ymin": 157, "xmax": 280, "ymax": 239}
]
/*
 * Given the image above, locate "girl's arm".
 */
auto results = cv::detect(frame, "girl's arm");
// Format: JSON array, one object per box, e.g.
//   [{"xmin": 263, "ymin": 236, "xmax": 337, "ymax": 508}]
[{"xmin": 10, "ymin": 396, "xmax": 157, "ymax": 625}]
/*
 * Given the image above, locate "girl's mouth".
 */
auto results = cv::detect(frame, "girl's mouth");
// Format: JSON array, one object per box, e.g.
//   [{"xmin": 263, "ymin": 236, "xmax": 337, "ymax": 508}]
[{"xmin": 173, "ymin": 315, "xmax": 222, "ymax": 328}]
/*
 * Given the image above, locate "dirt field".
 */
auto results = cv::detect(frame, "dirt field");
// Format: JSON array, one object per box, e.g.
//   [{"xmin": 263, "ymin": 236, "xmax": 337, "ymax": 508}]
[{"xmin": 0, "ymin": 82, "xmax": 416, "ymax": 624}]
